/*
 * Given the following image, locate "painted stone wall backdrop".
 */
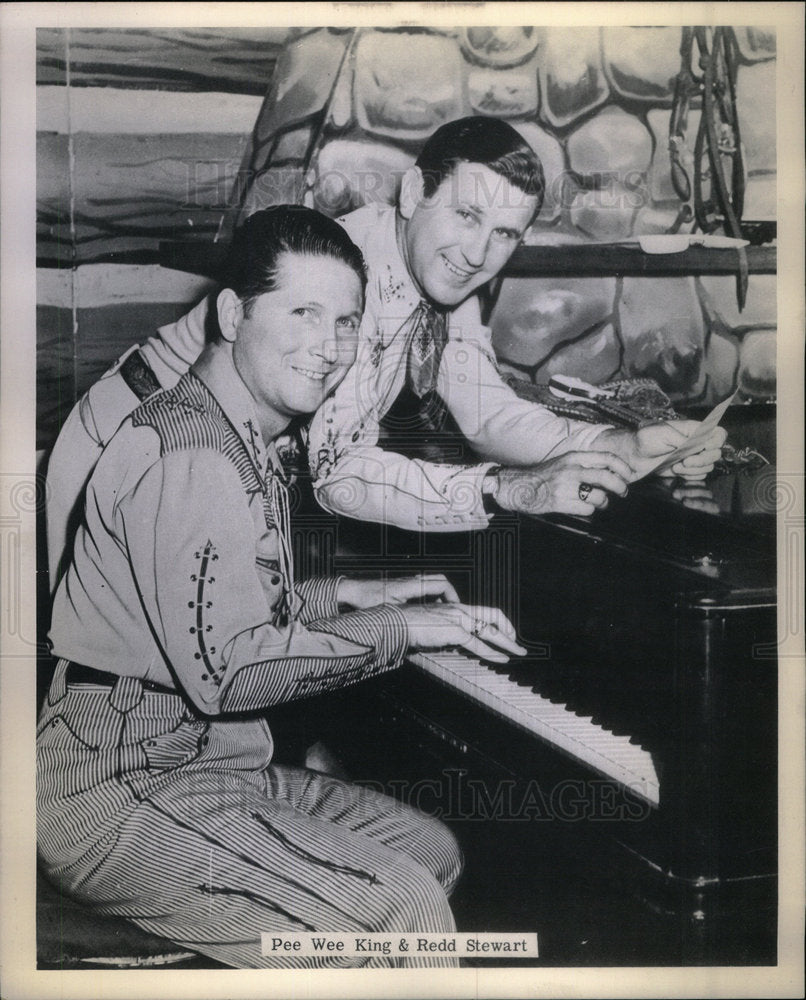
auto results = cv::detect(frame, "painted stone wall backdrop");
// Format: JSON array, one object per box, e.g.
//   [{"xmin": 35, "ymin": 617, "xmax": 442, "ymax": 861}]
[
  {"xmin": 237, "ymin": 25, "xmax": 777, "ymax": 409},
  {"xmin": 38, "ymin": 25, "xmax": 777, "ymax": 451}
]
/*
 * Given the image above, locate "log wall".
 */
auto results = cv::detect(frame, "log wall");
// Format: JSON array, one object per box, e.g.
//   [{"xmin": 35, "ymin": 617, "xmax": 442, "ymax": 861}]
[{"xmin": 36, "ymin": 27, "xmax": 284, "ymax": 448}]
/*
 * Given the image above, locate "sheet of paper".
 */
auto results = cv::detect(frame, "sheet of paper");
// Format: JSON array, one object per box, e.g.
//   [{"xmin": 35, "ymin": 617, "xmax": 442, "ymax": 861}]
[{"xmin": 646, "ymin": 391, "xmax": 738, "ymax": 475}]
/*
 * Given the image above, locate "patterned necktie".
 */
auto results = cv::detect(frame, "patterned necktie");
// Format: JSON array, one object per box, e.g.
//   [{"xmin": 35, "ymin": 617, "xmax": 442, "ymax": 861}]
[{"xmin": 408, "ymin": 300, "xmax": 448, "ymax": 399}]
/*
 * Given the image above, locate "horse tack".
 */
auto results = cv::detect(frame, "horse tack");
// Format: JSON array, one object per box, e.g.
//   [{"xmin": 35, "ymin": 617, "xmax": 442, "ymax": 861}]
[{"xmin": 670, "ymin": 27, "xmax": 748, "ymax": 311}]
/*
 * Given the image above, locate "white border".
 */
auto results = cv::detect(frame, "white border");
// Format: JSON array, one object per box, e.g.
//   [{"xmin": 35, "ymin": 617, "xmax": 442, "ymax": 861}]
[{"xmin": 2, "ymin": 4, "xmax": 804, "ymax": 998}]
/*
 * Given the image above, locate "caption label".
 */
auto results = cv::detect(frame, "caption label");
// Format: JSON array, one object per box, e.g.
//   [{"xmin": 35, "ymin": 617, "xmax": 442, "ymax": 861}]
[{"xmin": 261, "ymin": 932, "xmax": 538, "ymax": 958}]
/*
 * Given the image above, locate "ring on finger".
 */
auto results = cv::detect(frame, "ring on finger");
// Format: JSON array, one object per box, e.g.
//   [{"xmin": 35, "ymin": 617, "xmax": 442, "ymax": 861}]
[{"xmin": 578, "ymin": 482, "xmax": 593, "ymax": 502}]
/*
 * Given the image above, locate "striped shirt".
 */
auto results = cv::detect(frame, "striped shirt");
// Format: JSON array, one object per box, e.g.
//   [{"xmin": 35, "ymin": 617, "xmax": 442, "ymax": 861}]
[{"xmin": 49, "ymin": 343, "xmax": 408, "ymax": 716}]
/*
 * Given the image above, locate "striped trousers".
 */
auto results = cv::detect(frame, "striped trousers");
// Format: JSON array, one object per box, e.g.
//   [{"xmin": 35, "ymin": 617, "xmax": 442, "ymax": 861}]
[{"xmin": 37, "ymin": 661, "xmax": 462, "ymax": 968}]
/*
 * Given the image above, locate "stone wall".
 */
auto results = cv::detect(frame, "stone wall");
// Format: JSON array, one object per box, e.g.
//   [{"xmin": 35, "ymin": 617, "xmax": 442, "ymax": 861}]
[
  {"xmin": 36, "ymin": 25, "xmax": 778, "ymax": 453},
  {"xmin": 238, "ymin": 26, "xmax": 777, "ymax": 406}
]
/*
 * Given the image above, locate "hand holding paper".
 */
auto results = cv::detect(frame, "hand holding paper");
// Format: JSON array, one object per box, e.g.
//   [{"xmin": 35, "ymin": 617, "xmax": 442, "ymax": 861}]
[
  {"xmin": 659, "ymin": 426, "xmax": 728, "ymax": 480},
  {"xmin": 629, "ymin": 393, "xmax": 735, "ymax": 481}
]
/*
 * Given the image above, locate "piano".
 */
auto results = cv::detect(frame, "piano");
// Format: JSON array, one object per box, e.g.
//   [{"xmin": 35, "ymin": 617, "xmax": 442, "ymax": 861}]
[{"xmin": 287, "ymin": 417, "xmax": 778, "ymax": 963}]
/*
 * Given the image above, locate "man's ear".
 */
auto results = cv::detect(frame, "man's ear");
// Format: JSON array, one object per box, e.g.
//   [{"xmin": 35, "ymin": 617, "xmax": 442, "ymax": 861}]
[
  {"xmin": 398, "ymin": 166, "xmax": 425, "ymax": 221},
  {"xmin": 216, "ymin": 288, "xmax": 242, "ymax": 344}
]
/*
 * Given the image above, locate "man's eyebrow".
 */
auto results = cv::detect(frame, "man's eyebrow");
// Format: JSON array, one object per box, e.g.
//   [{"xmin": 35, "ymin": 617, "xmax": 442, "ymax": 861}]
[
  {"xmin": 297, "ymin": 298, "xmax": 360, "ymax": 316},
  {"xmin": 463, "ymin": 202, "xmax": 520, "ymax": 229}
]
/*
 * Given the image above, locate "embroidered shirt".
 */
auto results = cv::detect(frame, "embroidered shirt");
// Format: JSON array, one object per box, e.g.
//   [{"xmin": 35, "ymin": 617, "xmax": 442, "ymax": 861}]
[
  {"xmin": 307, "ymin": 203, "xmax": 609, "ymax": 531},
  {"xmin": 45, "ymin": 297, "xmax": 214, "ymax": 590},
  {"xmin": 49, "ymin": 345, "xmax": 408, "ymax": 716},
  {"xmin": 46, "ymin": 205, "xmax": 614, "ymax": 560}
]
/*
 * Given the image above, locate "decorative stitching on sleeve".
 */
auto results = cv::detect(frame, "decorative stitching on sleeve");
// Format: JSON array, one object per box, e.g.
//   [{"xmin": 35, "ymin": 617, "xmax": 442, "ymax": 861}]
[{"xmin": 189, "ymin": 540, "xmax": 222, "ymax": 687}]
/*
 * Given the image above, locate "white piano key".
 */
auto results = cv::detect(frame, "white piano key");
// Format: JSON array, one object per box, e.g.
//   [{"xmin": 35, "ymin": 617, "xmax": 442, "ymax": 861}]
[{"xmin": 407, "ymin": 651, "xmax": 659, "ymax": 806}]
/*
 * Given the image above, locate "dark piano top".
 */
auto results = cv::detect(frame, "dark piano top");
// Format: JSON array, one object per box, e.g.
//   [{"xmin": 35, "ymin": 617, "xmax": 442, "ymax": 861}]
[
  {"xmin": 334, "ymin": 402, "xmax": 777, "ymax": 613},
  {"xmin": 532, "ymin": 464, "xmax": 777, "ymax": 602}
]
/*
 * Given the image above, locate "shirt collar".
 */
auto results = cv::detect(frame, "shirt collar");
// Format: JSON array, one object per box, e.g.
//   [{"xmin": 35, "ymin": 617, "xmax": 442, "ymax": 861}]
[
  {"xmin": 372, "ymin": 205, "xmax": 424, "ymax": 318},
  {"xmin": 191, "ymin": 342, "xmax": 281, "ymax": 478}
]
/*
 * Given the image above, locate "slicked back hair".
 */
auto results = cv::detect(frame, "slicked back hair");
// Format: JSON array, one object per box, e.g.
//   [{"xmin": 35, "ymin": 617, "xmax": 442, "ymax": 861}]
[
  {"xmin": 223, "ymin": 205, "xmax": 367, "ymax": 316},
  {"xmin": 415, "ymin": 116, "xmax": 544, "ymax": 216}
]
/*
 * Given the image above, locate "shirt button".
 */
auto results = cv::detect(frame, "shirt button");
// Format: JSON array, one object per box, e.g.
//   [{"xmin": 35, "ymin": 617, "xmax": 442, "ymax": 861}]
[{"xmin": 271, "ymin": 575, "xmax": 281, "ymax": 585}]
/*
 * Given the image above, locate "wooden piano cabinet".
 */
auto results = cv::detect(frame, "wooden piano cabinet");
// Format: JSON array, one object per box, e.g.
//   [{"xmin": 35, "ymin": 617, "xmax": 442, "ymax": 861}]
[
  {"xmin": 615, "ymin": 593, "xmax": 777, "ymax": 957},
  {"xmin": 513, "ymin": 473, "xmax": 776, "ymax": 950}
]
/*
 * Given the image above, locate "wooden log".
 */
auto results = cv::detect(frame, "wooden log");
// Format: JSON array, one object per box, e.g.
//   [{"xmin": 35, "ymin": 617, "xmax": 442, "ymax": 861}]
[
  {"xmin": 36, "ymin": 27, "xmax": 286, "ymax": 94},
  {"xmin": 37, "ymin": 131, "xmax": 248, "ymax": 266},
  {"xmin": 154, "ymin": 240, "xmax": 778, "ymax": 281},
  {"xmin": 504, "ymin": 244, "xmax": 777, "ymax": 277}
]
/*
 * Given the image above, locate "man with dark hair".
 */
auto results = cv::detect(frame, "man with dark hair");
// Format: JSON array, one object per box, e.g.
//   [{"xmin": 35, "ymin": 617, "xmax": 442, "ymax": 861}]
[
  {"xmin": 309, "ymin": 115, "xmax": 724, "ymax": 530},
  {"xmin": 221, "ymin": 202, "xmax": 368, "ymax": 299},
  {"xmin": 46, "ymin": 116, "xmax": 724, "ymax": 586},
  {"xmin": 415, "ymin": 114, "xmax": 545, "ymax": 201},
  {"xmin": 41, "ymin": 205, "xmax": 524, "ymax": 968}
]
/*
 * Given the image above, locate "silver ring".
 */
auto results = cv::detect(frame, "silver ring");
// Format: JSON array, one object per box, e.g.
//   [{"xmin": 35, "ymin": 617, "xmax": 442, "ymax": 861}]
[
  {"xmin": 578, "ymin": 482, "xmax": 593, "ymax": 502},
  {"xmin": 471, "ymin": 620, "xmax": 485, "ymax": 638}
]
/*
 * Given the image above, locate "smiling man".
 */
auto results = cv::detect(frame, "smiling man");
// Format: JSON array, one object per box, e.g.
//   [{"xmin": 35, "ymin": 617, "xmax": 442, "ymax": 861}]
[
  {"xmin": 41, "ymin": 206, "xmax": 525, "ymax": 968},
  {"xmin": 308, "ymin": 116, "xmax": 725, "ymax": 531},
  {"xmin": 46, "ymin": 116, "xmax": 725, "ymax": 592}
]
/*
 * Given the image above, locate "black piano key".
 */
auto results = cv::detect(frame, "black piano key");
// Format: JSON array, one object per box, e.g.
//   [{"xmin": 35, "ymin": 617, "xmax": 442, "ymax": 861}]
[{"xmin": 481, "ymin": 652, "xmax": 662, "ymax": 752}]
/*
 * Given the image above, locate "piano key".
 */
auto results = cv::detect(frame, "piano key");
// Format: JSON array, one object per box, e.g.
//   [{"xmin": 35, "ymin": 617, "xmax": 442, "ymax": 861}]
[{"xmin": 407, "ymin": 649, "xmax": 660, "ymax": 806}]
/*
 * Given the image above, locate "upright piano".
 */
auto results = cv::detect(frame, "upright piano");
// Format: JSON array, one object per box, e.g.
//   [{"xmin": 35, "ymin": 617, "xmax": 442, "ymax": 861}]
[{"xmin": 310, "ymin": 441, "xmax": 778, "ymax": 963}]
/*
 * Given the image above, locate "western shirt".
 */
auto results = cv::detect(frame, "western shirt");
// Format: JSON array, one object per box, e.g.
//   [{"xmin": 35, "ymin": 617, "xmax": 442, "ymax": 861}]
[
  {"xmin": 46, "ymin": 205, "xmax": 613, "ymax": 564},
  {"xmin": 308, "ymin": 203, "xmax": 608, "ymax": 531},
  {"xmin": 49, "ymin": 345, "xmax": 408, "ymax": 717}
]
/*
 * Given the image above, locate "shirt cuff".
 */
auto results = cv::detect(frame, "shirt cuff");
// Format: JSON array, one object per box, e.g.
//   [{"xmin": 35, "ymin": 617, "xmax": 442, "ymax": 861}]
[
  {"xmin": 432, "ymin": 462, "xmax": 497, "ymax": 528},
  {"xmin": 295, "ymin": 576, "xmax": 343, "ymax": 623},
  {"xmin": 306, "ymin": 603, "xmax": 409, "ymax": 675},
  {"xmin": 480, "ymin": 464, "xmax": 503, "ymax": 515}
]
